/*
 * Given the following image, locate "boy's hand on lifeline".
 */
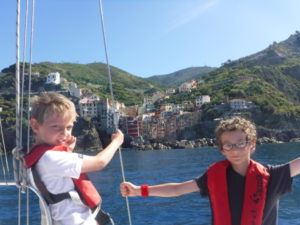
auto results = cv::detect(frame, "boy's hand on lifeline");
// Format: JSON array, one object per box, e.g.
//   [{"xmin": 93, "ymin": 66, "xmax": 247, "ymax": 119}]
[
  {"xmin": 120, "ymin": 182, "xmax": 139, "ymax": 197},
  {"xmin": 111, "ymin": 129, "xmax": 124, "ymax": 145}
]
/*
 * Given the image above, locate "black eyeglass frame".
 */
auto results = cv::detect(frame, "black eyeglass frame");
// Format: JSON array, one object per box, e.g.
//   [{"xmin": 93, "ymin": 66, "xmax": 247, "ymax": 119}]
[{"xmin": 222, "ymin": 141, "xmax": 250, "ymax": 151}]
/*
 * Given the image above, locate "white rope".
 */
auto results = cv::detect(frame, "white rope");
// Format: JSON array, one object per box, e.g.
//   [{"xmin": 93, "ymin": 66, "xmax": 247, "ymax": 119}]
[
  {"xmin": 18, "ymin": 188, "xmax": 22, "ymax": 225},
  {"xmin": 21, "ymin": 1, "xmax": 31, "ymax": 224},
  {"xmin": 0, "ymin": 149, "xmax": 7, "ymax": 183},
  {"xmin": 20, "ymin": 0, "xmax": 30, "ymax": 147},
  {"xmin": 0, "ymin": 115, "xmax": 10, "ymax": 182},
  {"xmin": 98, "ymin": 1, "xmax": 133, "ymax": 225},
  {"xmin": 15, "ymin": 0, "xmax": 21, "ymax": 154},
  {"xmin": 24, "ymin": 0, "xmax": 36, "ymax": 186},
  {"xmin": 14, "ymin": 2, "xmax": 22, "ymax": 224},
  {"xmin": 13, "ymin": 1, "xmax": 52, "ymax": 225}
]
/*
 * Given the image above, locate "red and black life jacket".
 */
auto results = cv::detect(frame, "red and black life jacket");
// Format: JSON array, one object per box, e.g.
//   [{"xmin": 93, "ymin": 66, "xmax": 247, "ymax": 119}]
[
  {"xmin": 24, "ymin": 145, "xmax": 102, "ymax": 209},
  {"xmin": 207, "ymin": 160, "xmax": 269, "ymax": 225}
]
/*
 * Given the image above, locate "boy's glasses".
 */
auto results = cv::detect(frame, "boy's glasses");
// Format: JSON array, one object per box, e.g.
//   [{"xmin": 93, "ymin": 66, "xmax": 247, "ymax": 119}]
[{"xmin": 222, "ymin": 141, "xmax": 249, "ymax": 151}]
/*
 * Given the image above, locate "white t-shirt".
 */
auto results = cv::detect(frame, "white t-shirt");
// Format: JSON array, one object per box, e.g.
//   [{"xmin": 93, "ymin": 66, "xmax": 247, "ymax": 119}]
[{"xmin": 28, "ymin": 151, "xmax": 97, "ymax": 225}]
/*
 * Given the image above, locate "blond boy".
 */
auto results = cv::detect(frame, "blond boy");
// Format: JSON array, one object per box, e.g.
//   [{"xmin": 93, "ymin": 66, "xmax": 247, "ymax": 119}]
[{"xmin": 24, "ymin": 92, "xmax": 124, "ymax": 225}]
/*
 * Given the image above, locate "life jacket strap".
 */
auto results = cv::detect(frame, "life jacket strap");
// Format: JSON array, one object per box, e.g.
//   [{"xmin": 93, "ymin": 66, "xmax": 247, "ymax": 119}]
[
  {"xmin": 69, "ymin": 190, "xmax": 86, "ymax": 207},
  {"xmin": 82, "ymin": 205, "xmax": 113, "ymax": 225},
  {"xmin": 93, "ymin": 207, "xmax": 114, "ymax": 225},
  {"xmin": 31, "ymin": 165, "xmax": 73, "ymax": 205}
]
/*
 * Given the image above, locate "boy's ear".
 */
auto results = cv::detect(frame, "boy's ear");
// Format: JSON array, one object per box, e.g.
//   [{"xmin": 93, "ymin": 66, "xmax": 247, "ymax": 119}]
[
  {"xmin": 220, "ymin": 149, "xmax": 226, "ymax": 156},
  {"xmin": 30, "ymin": 119, "xmax": 39, "ymax": 133},
  {"xmin": 249, "ymin": 141, "xmax": 256, "ymax": 153}
]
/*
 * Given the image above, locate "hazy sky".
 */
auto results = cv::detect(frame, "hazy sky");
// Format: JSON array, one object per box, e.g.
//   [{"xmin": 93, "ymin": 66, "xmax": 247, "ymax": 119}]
[{"xmin": 1, "ymin": 0, "xmax": 300, "ymax": 77}]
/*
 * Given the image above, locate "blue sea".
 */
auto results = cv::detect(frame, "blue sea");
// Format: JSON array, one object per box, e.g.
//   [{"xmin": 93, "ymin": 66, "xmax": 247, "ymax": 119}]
[{"xmin": 1, "ymin": 142, "xmax": 300, "ymax": 225}]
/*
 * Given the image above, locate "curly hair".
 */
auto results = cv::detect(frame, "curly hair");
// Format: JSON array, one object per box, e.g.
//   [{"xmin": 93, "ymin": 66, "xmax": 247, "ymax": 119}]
[
  {"xmin": 215, "ymin": 116, "xmax": 257, "ymax": 149},
  {"xmin": 30, "ymin": 92, "xmax": 78, "ymax": 123}
]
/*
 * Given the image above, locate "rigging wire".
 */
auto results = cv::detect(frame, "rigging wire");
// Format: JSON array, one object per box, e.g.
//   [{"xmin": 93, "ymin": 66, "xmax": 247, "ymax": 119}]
[
  {"xmin": 13, "ymin": 1, "xmax": 23, "ymax": 225},
  {"xmin": 97, "ymin": 1, "xmax": 133, "ymax": 225},
  {"xmin": 24, "ymin": 0, "xmax": 36, "ymax": 224},
  {"xmin": 12, "ymin": 0, "xmax": 47, "ymax": 224},
  {"xmin": 13, "ymin": 0, "xmax": 31, "ymax": 223},
  {"xmin": 20, "ymin": 0, "xmax": 30, "ymax": 149},
  {"xmin": 0, "ymin": 122, "xmax": 8, "ymax": 183},
  {"xmin": 15, "ymin": 1, "xmax": 21, "ymax": 152},
  {"xmin": 0, "ymin": 111, "xmax": 10, "ymax": 182},
  {"xmin": 0, "ymin": 129, "xmax": 7, "ymax": 183}
]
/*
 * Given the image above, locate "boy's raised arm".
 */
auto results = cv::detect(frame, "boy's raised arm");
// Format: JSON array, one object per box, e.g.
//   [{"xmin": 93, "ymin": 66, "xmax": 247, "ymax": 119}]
[
  {"xmin": 289, "ymin": 157, "xmax": 300, "ymax": 177},
  {"xmin": 81, "ymin": 129, "xmax": 124, "ymax": 173},
  {"xmin": 120, "ymin": 180, "xmax": 199, "ymax": 197}
]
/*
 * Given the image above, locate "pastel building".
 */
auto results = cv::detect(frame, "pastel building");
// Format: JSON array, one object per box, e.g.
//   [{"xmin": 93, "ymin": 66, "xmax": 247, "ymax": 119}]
[
  {"xmin": 78, "ymin": 97, "xmax": 99, "ymax": 118},
  {"xmin": 195, "ymin": 95, "xmax": 211, "ymax": 108},
  {"xmin": 46, "ymin": 72, "xmax": 61, "ymax": 85},
  {"xmin": 68, "ymin": 82, "xmax": 81, "ymax": 98},
  {"xmin": 229, "ymin": 99, "xmax": 248, "ymax": 110}
]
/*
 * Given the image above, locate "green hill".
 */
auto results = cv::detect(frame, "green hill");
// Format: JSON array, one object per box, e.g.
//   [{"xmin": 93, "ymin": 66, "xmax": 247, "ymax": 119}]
[
  {"xmin": 147, "ymin": 66, "xmax": 215, "ymax": 87},
  {"xmin": 165, "ymin": 32, "xmax": 300, "ymax": 126},
  {"xmin": 1, "ymin": 62, "xmax": 165, "ymax": 106},
  {"xmin": 0, "ymin": 62, "xmax": 166, "ymax": 151}
]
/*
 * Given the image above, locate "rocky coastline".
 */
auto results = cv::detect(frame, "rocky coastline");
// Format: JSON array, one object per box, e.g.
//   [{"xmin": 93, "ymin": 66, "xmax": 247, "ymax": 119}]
[
  {"xmin": 127, "ymin": 136, "xmax": 300, "ymax": 151},
  {"xmin": 2, "ymin": 117, "xmax": 300, "ymax": 153}
]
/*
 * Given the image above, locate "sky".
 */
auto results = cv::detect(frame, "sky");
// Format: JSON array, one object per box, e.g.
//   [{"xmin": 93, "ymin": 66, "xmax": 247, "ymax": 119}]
[{"xmin": 1, "ymin": 0, "xmax": 300, "ymax": 78}]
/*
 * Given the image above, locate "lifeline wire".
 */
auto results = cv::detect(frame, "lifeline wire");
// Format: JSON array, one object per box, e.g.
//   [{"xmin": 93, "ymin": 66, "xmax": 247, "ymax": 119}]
[
  {"xmin": 0, "ymin": 114, "xmax": 9, "ymax": 182},
  {"xmin": 15, "ymin": 1, "xmax": 22, "ymax": 225},
  {"xmin": 24, "ymin": 0, "xmax": 37, "ymax": 224},
  {"xmin": 16, "ymin": 0, "xmax": 30, "ymax": 223},
  {"xmin": 0, "ymin": 119, "xmax": 8, "ymax": 183},
  {"xmin": 98, "ymin": 1, "xmax": 133, "ymax": 225},
  {"xmin": 11, "ymin": 1, "xmax": 55, "ymax": 225},
  {"xmin": 20, "ymin": 0, "xmax": 29, "ymax": 147}
]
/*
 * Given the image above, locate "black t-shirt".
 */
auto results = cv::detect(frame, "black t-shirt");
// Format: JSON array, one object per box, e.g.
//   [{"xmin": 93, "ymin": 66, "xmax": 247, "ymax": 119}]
[{"xmin": 195, "ymin": 163, "xmax": 293, "ymax": 225}]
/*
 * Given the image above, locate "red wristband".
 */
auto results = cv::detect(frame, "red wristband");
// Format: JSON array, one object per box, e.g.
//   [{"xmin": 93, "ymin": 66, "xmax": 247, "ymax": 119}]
[{"xmin": 141, "ymin": 185, "xmax": 149, "ymax": 197}]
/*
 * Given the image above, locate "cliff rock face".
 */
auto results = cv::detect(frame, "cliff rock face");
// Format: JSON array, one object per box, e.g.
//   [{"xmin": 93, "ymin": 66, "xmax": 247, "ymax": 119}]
[
  {"xmin": 2, "ymin": 118, "xmax": 103, "ymax": 153},
  {"xmin": 72, "ymin": 117, "xmax": 103, "ymax": 152},
  {"xmin": 162, "ymin": 117, "xmax": 300, "ymax": 145}
]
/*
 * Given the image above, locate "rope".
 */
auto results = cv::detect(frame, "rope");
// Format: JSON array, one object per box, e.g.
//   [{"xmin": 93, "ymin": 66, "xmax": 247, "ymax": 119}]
[
  {"xmin": 0, "ymin": 115, "xmax": 10, "ymax": 182},
  {"xmin": 13, "ymin": 0, "xmax": 48, "ymax": 225},
  {"xmin": 0, "ymin": 143, "xmax": 7, "ymax": 183},
  {"xmin": 20, "ymin": 0, "xmax": 30, "ymax": 147},
  {"xmin": 18, "ymin": 188, "xmax": 22, "ymax": 225},
  {"xmin": 15, "ymin": 0, "xmax": 21, "ymax": 155},
  {"xmin": 25, "ymin": 1, "xmax": 36, "ymax": 223},
  {"xmin": 13, "ymin": 0, "xmax": 25, "ymax": 192},
  {"xmin": 97, "ymin": 1, "xmax": 133, "ymax": 225}
]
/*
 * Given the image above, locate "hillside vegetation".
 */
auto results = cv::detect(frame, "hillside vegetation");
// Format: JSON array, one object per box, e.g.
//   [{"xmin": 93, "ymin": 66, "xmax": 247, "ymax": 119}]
[
  {"xmin": 147, "ymin": 66, "xmax": 215, "ymax": 87},
  {"xmin": 1, "ymin": 62, "xmax": 165, "ymax": 106},
  {"xmin": 164, "ymin": 32, "xmax": 300, "ymax": 124}
]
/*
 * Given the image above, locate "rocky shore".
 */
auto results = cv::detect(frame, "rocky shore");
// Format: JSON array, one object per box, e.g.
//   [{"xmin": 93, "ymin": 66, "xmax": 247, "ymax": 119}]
[
  {"xmin": 128, "ymin": 137, "xmax": 300, "ymax": 151},
  {"xmin": 2, "ymin": 117, "xmax": 300, "ymax": 153},
  {"xmin": 124, "ymin": 121, "xmax": 300, "ymax": 151}
]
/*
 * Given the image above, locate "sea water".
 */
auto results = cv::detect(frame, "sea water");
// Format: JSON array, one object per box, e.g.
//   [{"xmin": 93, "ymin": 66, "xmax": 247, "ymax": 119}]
[{"xmin": 0, "ymin": 142, "xmax": 300, "ymax": 225}]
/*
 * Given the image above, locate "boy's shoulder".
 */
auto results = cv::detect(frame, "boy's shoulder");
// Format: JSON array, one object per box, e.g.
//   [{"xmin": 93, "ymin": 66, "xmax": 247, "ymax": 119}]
[
  {"xmin": 264, "ymin": 163, "xmax": 291, "ymax": 177},
  {"xmin": 25, "ymin": 145, "xmax": 69, "ymax": 168}
]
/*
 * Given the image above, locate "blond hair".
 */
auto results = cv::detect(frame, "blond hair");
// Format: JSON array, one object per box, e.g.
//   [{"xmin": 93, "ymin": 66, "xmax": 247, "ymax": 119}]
[
  {"xmin": 30, "ymin": 92, "xmax": 77, "ymax": 123},
  {"xmin": 215, "ymin": 117, "xmax": 257, "ymax": 149}
]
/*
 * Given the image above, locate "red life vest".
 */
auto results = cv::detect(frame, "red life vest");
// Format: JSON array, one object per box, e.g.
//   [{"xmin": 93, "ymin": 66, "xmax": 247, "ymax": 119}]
[
  {"xmin": 207, "ymin": 160, "xmax": 269, "ymax": 225},
  {"xmin": 24, "ymin": 145, "xmax": 102, "ymax": 209}
]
